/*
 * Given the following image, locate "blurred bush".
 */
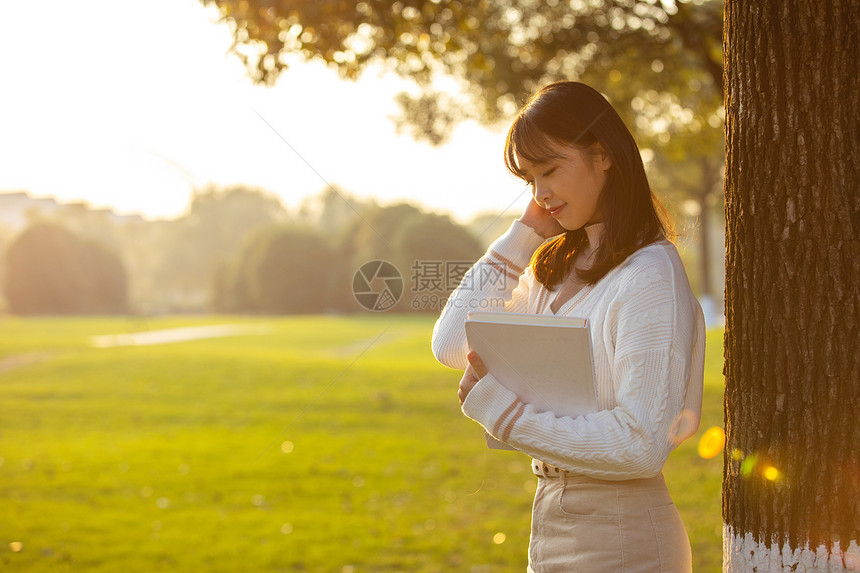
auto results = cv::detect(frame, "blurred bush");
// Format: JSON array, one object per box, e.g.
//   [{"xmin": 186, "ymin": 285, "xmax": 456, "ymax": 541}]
[
  {"xmin": 213, "ymin": 225, "xmax": 336, "ymax": 314},
  {"xmin": 4, "ymin": 223, "xmax": 128, "ymax": 314}
]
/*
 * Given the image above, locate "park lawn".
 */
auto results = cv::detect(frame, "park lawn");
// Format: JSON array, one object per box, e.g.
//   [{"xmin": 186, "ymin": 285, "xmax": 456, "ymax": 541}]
[{"xmin": 0, "ymin": 315, "xmax": 724, "ymax": 572}]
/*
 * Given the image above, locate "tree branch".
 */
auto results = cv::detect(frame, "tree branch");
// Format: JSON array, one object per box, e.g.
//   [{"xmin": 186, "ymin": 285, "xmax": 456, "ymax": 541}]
[{"xmin": 666, "ymin": 1, "xmax": 724, "ymax": 100}]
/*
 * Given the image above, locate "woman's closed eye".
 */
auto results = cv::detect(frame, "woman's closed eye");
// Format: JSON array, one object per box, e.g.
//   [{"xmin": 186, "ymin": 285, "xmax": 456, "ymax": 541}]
[{"xmin": 524, "ymin": 167, "xmax": 556, "ymax": 187}]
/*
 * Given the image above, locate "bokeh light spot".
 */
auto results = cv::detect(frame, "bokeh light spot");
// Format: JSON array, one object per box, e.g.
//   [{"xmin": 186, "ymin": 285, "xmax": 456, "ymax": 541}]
[
  {"xmin": 493, "ymin": 532, "xmax": 506, "ymax": 545},
  {"xmin": 740, "ymin": 454, "xmax": 759, "ymax": 478},
  {"xmin": 763, "ymin": 465, "xmax": 780, "ymax": 481},
  {"xmin": 697, "ymin": 426, "xmax": 726, "ymax": 459},
  {"xmin": 281, "ymin": 441, "xmax": 294, "ymax": 454},
  {"xmin": 9, "ymin": 542, "xmax": 23, "ymax": 552}
]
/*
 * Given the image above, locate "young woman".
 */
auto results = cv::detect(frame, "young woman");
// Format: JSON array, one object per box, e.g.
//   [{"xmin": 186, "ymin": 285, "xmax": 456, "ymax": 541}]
[{"xmin": 431, "ymin": 81, "xmax": 705, "ymax": 572}]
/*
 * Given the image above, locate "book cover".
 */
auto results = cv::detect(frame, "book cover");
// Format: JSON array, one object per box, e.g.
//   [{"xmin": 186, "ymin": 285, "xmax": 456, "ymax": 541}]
[{"xmin": 464, "ymin": 311, "xmax": 598, "ymax": 450}]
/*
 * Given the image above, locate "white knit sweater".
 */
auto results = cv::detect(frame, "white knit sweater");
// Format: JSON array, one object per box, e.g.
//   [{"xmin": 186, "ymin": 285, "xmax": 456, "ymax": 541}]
[{"xmin": 431, "ymin": 220, "xmax": 706, "ymax": 480}]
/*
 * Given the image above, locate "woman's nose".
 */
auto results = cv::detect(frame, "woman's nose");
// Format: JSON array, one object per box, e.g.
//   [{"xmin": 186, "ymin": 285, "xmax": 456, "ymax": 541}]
[{"xmin": 533, "ymin": 183, "xmax": 550, "ymax": 205}]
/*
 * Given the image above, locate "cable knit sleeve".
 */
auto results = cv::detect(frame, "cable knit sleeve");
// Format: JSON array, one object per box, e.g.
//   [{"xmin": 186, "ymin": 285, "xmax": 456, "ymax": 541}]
[
  {"xmin": 431, "ymin": 219, "xmax": 546, "ymax": 370},
  {"xmin": 461, "ymin": 249, "xmax": 704, "ymax": 480}
]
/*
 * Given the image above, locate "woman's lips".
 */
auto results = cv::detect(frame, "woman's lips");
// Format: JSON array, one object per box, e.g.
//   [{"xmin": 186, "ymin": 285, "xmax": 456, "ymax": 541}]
[{"xmin": 549, "ymin": 204, "xmax": 565, "ymax": 217}]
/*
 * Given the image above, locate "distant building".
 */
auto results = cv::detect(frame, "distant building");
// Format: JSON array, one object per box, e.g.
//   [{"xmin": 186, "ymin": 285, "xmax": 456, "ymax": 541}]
[
  {"xmin": 0, "ymin": 191, "xmax": 145, "ymax": 232},
  {"xmin": 0, "ymin": 192, "xmax": 63, "ymax": 230}
]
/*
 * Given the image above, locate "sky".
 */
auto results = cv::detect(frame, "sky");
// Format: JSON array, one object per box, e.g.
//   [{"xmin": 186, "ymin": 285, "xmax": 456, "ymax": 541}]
[{"xmin": 0, "ymin": 0, "xmax": 528, "ymax": 222}]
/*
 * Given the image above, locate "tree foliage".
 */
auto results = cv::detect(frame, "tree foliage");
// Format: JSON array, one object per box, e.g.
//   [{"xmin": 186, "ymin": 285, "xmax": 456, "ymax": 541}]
[
  {"xmin": 249, "ymin": 225, "xmax": 337, "ymax": 313},
  {"xmin": 4, "ymin": 223, "xmax": 128, "ymax": 315},
  {"xmin": 390, "ymin": 209, "xmax": 484, "ymax": 312},
  {"xmin": 201, "ymin": 0, "xmax": 722, "ymax": 144},
  {"xmin": 154, "ymin": 185, "xmax": 288, "ymax": 310},
  {"xmin": 214, "ymin": 196, "xmax": 485, "ymax": 313},
  {"xmin": 202, "ymin": 0, "xmax": 726, "ymax": 298},
  {"xmin": 214, "ymin": 225, "xmax": 337, "ymax": 313},
  {"xmin": 337, "ymin": 202, "xmax": 484, "ymax": 312}
]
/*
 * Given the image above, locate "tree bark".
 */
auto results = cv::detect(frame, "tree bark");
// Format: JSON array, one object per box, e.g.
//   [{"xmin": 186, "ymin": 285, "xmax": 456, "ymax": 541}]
[{"xmin": 723, "ymin": 1, "xmax": 859, "ymax": 570}]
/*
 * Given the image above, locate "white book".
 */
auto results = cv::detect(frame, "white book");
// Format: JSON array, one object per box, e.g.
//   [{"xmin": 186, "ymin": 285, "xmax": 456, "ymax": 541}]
[{"xmin": 464, "ymin": 311, "xmax": 598, "ymax": 450}]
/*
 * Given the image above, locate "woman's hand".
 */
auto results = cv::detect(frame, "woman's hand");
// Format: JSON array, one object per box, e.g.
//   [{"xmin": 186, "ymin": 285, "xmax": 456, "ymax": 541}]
[
  {"xmin": 519, "ymin": 197, "xmax": 565, "ymax": 239},
  {"xmin": 459, "ymin": 350, "xmax": 488, "ymax": 405}
]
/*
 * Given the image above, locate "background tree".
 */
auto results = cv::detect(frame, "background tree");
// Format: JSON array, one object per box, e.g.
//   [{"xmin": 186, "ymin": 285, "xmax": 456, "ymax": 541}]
[
  {"xmin": 217, "ymin": 224, "xmax": 336, "ymax": 313},
  {"xmin": 389, "ymin": 210, "xmax": 484, "ymax": 313},
  {"xmin": 297, "ymin": 186, "xmax": 370, "ymax": 235},
  {"xmin": 332, "ymin": 201, "xmax": 484, "ymax": 312},
  {"xmin": 722, "ymin": 0, "xmax": 859, "ymax": 568},
  {"xmin": 202, "ymin": 0, "xmax": 725, "ymax": 301},
  {"xmin": 465, "ymin": 211, "xmax": 519, "ymax": 250},
  {"xmin": 200, "ymin": 0, "xmax": 721, "ymax": 136},
  {"xmin": 646, "ymin": 111, "xmax": 724, "ymax": 313},
  {"xmin": 12, "ymin": 199, "xmax": 156, "ymax": 312},
  {"xmin": 0, "ymin": 222, "xmax": 16, "ymax": 311},
  {"xmin": 4, "ymin": 223, "xmax": 128, "ymax": 315},
  {"xmin": 336, "ymin": 201, "xmax": 426, "ymax": 296},
  {"xmin": 154, "ymin": 185, "xmax": 288, "ymax": 310}
]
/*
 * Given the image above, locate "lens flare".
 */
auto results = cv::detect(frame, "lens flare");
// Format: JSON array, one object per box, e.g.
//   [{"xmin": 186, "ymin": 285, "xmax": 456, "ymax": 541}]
[
  {"xmin": 763, "ymin": 465, "xmax": 780, "ymax": 481},
  {"xmin": 740, "ymin": 454, "xmax": 759, "ymax": 478},
  {"xmin": 697, "ymin": 426, "xmax": 726, "ymax": 459}
]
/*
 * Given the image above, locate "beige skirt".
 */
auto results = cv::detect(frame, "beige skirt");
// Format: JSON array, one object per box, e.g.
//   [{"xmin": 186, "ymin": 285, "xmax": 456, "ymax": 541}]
[{"xmin": 527, "ymin": 463, "xmax": 692, "ymax": 573}]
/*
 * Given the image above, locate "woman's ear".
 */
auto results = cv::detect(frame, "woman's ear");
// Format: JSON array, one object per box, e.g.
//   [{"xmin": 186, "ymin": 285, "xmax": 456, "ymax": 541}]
[{"xmin": 594, "ymin": 143, "xmax": 613, "ymax": 171}]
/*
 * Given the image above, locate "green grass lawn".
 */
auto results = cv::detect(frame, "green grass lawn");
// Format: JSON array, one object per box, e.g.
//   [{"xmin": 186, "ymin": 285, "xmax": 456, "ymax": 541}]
[{"xmin": 0, "ymin": 315, "xmax": 724, "ymax": 572}]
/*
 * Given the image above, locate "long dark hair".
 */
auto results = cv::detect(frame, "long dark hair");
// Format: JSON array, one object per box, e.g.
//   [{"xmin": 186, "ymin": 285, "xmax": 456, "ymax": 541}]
[{"xmin": 504, "ymin": 81, "xmax": 671, "ymax": 289}]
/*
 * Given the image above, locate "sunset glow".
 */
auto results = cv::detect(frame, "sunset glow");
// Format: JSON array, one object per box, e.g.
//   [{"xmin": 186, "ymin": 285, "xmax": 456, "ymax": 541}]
[{"xmin": 0, "ymin": 0, "xmax": 524, "ymax": 223}]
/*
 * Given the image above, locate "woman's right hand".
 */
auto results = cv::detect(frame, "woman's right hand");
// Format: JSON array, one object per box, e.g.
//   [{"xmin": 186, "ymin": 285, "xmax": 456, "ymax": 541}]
[
  {"xmin": 519, "ymin": 197, "xmax": 565, "ymax": 239},
  {"xmin": 458, "ymin": 351, "xmax": 488, "ymax": 406}
]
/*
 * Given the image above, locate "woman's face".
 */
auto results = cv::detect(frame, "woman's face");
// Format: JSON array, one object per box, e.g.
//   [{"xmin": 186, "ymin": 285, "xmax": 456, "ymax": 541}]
[{"xmin": 517, "ymin": 138, "xmax": 612, "ymax": 231}]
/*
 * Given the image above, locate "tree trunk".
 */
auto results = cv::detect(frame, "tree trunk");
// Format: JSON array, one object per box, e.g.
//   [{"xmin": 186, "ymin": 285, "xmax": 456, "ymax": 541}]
[{"xmin": 723, "ymin": 1, "xmax": 859, "ymax": 571}]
